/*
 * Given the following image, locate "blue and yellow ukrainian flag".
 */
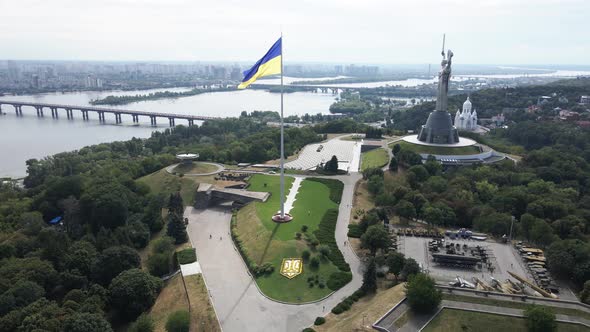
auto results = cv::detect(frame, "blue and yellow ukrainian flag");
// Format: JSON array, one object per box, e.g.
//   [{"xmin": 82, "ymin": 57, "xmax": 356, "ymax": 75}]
[{"xmin": 238, "ymin": 37, "xmax": 282, "ymax": 89}]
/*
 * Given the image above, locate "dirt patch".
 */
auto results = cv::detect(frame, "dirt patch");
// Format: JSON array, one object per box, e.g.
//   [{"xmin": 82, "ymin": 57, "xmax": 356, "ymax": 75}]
[
  {"xmin": 184, "ymin": 274, "xmax": 221, "ymax": 332},
  {"xmin": 149, "ymin": 274, "xmax": 189, "ymax": 332},
  {"xmin": 314, "ymin": 283, "xmax": 406, "ymax": 332},
  {"xmin": 350, "ymin": 180, "xmax": 375, "ymax": 223}
]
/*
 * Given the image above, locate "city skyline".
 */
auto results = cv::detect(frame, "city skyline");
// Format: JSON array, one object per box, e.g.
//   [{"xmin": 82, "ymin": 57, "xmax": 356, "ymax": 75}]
[{"xmin": 1, "ymin": 0, "xmax": 589, "ymax": 65}]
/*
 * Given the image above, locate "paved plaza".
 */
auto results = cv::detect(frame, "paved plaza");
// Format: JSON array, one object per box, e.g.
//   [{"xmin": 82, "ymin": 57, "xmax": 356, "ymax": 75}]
[
  {"xmin": 285, "ymin": 137, "xmax": 362, "ymax": 172},
  {"xmin": 399, "ymin": 236, "xmax": 529, "ymax": 285}
]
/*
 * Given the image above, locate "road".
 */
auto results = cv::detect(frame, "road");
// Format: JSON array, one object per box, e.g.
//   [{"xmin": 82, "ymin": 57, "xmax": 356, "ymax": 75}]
[{"xmin": 185, "ymin": 173, "xmax": 363, "ymax": 332}]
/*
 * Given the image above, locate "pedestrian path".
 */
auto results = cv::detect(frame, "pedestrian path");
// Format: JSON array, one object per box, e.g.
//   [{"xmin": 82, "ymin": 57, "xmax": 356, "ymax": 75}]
[
  {"xmin": 283, "ymin": 176, "xmax": 302, "ymax": 214},
  {"xmin": 180, "ymin": 261, "xmax": 202, "ymax": 276}
]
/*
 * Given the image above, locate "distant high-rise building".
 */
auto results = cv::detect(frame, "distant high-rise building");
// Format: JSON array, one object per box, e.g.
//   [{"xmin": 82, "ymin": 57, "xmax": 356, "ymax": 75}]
[
  {"xmin": 230, "ymin": 67, "xmax": 242, "ymax": 80},
  {"xmin": 345, "ymin": 64, "xmax": 379, "ymax": 77},
  {"xmin": 7, "ymin": 61, "xmax": 20, "ymax": 82},
  {"xmin": 31, "ymin": 74, "xmax": 40, "ymax": 89},
  {"xmin": 211, "ymin": 66, "xmax": 228, "ymax": 79},
  {"xmin": 85, "ymin": 74, "xmax": 102, "ymax": 88}
]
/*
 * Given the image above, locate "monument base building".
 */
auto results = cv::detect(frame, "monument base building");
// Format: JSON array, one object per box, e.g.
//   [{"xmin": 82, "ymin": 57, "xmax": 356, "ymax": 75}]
[
  {"xmin": 417, "ymin": 111, "xmax": 460, "ymax": 144},
  {"xmin": 401, "ymin": 45, "xmax": 505, "ymax": 165}
]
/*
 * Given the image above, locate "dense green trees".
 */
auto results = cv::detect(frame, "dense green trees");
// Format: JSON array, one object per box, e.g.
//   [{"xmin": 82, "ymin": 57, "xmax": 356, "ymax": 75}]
[
  {"xmin": 109, "ymin": 269, "xmax": 162, "ymax": 321},
  {"xmin": 360, "ymin": 224, "xmax": 391, "ymax": 255},
  {"xmin": 401, "ymin": 258, "xmax": 421, "ymax": 280},
  {"xmin": 386, "ymin": 252, "xmax": 405, "ymax": 278},
  {"xmin": 92, "ymin": 246, "xmax": 141, "ymax": 285},
  {"xmin": 405, "ymin": 273, "xmax": 441, "ymax": 313},
  {"xmin": 147, "ymin": 237, "xmax": 175, "ymax": 277},
  {"xmin": 362, "ymin": 258, "xmax": 378, "ymax": 293},
  {"xmin": 0, "ymin": 117, "xmax": 335, "ymax": 330},
  {"xmin": 63, "ymin": 312, "xmax": 113, "ymax": 332},
  {"xmin": 166, "ymin": 193, "xmax": 188, "ymax": 244},
  {"xmin": 524, "ymin": 305, "xmax": 556, "ymax": 332}
]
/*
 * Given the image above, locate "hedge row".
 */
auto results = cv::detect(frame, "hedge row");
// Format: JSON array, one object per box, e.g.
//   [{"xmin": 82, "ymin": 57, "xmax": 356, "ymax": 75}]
[
  {"xmin": 331, "ymin": 288, "xmax": 367, "ymax": 315},
  {"xmin": 306, "ymin": 178, "xmax": 344, "ymax": 204},
  {"xmin": 327, "ymin": 271, "xmax": 352, "ymax": 291},
  {"xmin": 314, "ymin": 209, "xmax": 350, "ymax": 272},
  {"xmin": 347, "ymin": 224, "xmax": 363, "ymax": 238},
  {"xmin": 176, "ymin": 248, "xmax": 197, "ymax": 265},
  {"xmin": 314, "ymin": 317, "xmax": 326, "ymax": 325},
  {"xmin": 231, "ymin": 213, "xmax": 274, "ymax": 277}
]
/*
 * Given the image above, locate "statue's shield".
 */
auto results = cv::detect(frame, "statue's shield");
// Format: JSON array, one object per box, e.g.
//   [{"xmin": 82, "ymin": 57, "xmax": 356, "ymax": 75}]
[{"xmin": 280, "ymin": 258, "xmax": 303, "ymax": 279}]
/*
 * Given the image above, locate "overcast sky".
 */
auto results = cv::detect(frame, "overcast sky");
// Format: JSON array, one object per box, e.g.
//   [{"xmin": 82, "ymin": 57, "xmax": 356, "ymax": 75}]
[{"xmin": 1, "ymin": 0, "xmax": 588, "ymax": 65}]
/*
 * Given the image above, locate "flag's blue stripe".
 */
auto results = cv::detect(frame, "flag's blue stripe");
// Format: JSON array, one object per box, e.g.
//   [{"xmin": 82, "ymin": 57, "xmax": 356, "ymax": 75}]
[{"xmin": 242, "ymin": 37, "xmax": 282, "ymax": 83}]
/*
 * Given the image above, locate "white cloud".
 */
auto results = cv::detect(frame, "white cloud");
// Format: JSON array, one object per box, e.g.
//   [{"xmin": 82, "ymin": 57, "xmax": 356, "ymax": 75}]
[{"xmin": 0, "ymin": 0, "xmax": 588, "ymax": 64}]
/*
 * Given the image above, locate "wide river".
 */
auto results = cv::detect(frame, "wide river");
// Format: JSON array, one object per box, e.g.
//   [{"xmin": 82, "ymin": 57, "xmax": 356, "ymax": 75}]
[
  {"xmin": 2, "ymin": 69, "xmax": 589, "ymax": 178},
  {"xmin": 0, "ymin": 88, "xmax": 337, "ymax": 178}
]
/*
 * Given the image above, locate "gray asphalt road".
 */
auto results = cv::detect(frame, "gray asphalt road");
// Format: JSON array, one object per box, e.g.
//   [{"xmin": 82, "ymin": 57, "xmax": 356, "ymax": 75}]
[{"xmin": 185, "ymin": 172, "xmax": 363, "ymax": 332}]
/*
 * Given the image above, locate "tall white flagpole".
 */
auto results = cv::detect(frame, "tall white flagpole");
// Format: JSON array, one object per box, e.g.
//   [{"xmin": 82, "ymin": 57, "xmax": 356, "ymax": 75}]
[{"xmin": 279, "ymin": 32, "xmax": 285, "ymax": 219}]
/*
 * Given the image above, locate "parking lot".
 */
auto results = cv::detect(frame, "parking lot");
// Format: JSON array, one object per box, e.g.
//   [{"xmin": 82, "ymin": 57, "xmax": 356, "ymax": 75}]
[{"xmin": 399, "ymin": 235, "xmax": 529, "ymax": 285}]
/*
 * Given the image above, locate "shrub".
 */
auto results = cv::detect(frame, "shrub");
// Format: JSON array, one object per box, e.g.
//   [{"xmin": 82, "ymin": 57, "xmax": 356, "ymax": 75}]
[
  {"xmin": 327, "ymin": 271, "xmax": 352, "ymax": 291},
  {"xmin": 302, "ymin": 250, "xmax": 311, "ymax": 261},
  {"xmin": 318, "ymin": 245, "xmax": 331, "ymax": 257},
  {"xmin": 331, "ymin": 306, "xmax": 344, "ymax": 314},
  {"xmin": 176, "ymin": 248, "xmax": 196, "ymax": 265},
  {"xmin": 310, "ymin": 256, "xmax": 320, "ymax": 269},
  {"xmin": 347, "ymin": 224, "xmax": 363, "ymax": 238},
  {"xmin": 262, "ymin": 262, "xmax": 275, "ymax": 274},
  {"xmin": 314, "ymin": 317, "xmax": 326, "ymax": 325},
  {"xmin": 152, "ymin": 237, "xmax": 175, "ymax": 255},
  {"xmin": 128, "ymin": 314, "xmax": 154, "ymax": 332},
  {"xmin": 165, "ymin": 310, "xmax": 190, "ymax": 332},
  {"xmin": 302, "ymin": 328, "xmax": 316, "ymax": 332},
  {"xmin": 252, "ymin": 262, "xmax": 274, "ymax": 276},
  {"xmin": 295, "ymin": 232, "xmax": 302, "ymax": 240},
  {"xmin": 301, "ymin": 225, "xmax": 308, "ymax": 233},
  {"xmin": 147, "ymin": 253, "xmax": 172, "ymax": 277},
  {"xmin": 524, "ymin": 305, "xmax": 557, "ymax": 332},
  {"xmin": 330, "ymin": 287, "xmax": 367, "ymax": 315},
  {"xmin": 314, "ymin": 209, "xmax": 350, "ymax": 272}
]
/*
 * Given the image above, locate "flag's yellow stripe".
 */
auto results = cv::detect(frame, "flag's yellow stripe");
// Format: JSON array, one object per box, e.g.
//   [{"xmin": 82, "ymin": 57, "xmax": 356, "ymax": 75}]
[{"xmin": 237, "ymin": 55, "xmax": 281, "ymax": 89}]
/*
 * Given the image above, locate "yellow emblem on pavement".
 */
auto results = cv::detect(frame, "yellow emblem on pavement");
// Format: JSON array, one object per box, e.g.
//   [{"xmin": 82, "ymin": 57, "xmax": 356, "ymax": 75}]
[{"xmin": 280, "ymin": 258, "xmax": 303, "ymax": 279}]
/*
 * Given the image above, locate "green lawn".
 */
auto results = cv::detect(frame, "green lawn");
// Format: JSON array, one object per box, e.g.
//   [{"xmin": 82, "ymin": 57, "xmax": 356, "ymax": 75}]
[
  {"xmin": 172, "ymin": 162, "xmax": 218, "ymax": 174},
  {"xmin": 390, "ymin": 141, "xmax": 481, "ymax": 156},
  {"xmin": 423, "ymin": 308, "xmax": 588, "ymax": 332},
  {"xmin": 361, "ymin": 148, "xmax": 389, "ymax": 171},
  {"xmin": 247, "ymin": 174, "xmax": 295, "ymax": 236},
  {"xmin": 443, "ymin": 294, "xmax": 590, "ymax": 321},
  {"xmin": 137, "ymin": 169, "xmax": 197, "ymax": 206},
  {"xmin": 235, "ymin": 174, "xmax": 347, "ymax": 303}
]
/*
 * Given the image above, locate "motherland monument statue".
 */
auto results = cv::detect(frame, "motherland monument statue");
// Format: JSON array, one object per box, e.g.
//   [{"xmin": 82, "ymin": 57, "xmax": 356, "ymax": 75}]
[{"xmin": 417, "ymin": 35, "xmax": 460, "ymax": 144}]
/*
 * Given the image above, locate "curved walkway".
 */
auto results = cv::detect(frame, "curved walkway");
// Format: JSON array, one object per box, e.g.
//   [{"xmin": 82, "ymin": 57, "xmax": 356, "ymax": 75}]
[
  {"xmin": 165, "ymin": 162, "xmax": 224, "ymax": 176},
  {"xmin": 185, "ymin": 173, "xmax": 363, "ymax": 332}
]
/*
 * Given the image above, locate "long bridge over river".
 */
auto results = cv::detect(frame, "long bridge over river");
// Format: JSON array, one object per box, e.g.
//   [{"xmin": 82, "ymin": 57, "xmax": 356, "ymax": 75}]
[{"xmin": 0, "ymin": 100, "xmax": 220, "ymax": 126}]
